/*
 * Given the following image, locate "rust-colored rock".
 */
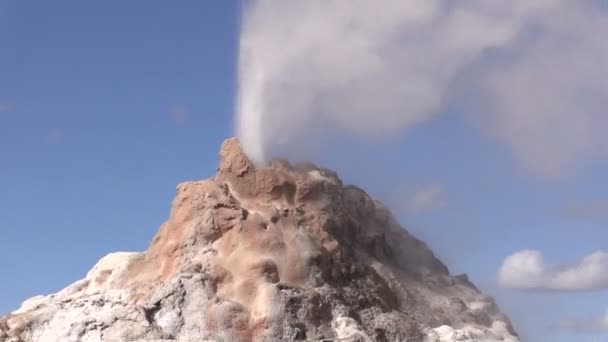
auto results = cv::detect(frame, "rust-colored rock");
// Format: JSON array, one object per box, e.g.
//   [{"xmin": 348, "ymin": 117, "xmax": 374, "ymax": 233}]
[{"xmin": 0, "ymin": 138, "xmax": 518, "ymax": 342}]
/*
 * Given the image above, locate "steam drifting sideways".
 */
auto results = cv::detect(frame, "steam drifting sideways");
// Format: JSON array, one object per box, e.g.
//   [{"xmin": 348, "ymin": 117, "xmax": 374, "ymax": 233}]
[{"xmin": 235, "ymin": 0, "xmax": 608, "ymax": 178}]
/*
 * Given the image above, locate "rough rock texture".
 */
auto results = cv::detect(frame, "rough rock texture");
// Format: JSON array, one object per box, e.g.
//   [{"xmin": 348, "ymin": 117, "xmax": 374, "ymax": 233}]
[{"xmin": 0, "ymin": 138, "xmax": 519, "ymax": 342}]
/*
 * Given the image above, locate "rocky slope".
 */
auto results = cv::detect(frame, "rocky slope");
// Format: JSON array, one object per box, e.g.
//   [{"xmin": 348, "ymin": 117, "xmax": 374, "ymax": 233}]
[{"xmin": 0, "ymin": 138, "xmax": 519, "ymax": 342}]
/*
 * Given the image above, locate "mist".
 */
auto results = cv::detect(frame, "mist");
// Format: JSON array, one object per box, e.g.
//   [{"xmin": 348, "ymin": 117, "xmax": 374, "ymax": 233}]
[{"xmin": 235, "ymin": 0, "xmax": 608, "ymax": 178}]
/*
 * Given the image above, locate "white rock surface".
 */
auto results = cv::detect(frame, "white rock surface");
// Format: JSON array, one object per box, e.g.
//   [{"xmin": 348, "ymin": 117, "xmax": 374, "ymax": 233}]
[{"xmin": 0, "ymin": 138, "xmax": 519, "ymax": 342}]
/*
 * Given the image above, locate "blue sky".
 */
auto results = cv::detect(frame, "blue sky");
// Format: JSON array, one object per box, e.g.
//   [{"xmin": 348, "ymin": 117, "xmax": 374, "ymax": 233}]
[{"xmin": 1, "ymin": 2, "xmax": 606, "ymax": 341}]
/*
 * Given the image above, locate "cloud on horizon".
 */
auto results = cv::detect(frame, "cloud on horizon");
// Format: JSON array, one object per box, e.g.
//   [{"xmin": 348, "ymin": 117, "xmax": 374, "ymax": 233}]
[{"xmin": 498, "ymin": 250, "xmax": 608, "ymax": 291}]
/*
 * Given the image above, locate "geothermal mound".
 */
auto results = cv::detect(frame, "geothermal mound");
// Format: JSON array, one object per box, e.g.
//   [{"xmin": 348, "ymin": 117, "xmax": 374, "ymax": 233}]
[{"xmin": 0, "ymin": 138, "xmax": 518, "ymax": 342}]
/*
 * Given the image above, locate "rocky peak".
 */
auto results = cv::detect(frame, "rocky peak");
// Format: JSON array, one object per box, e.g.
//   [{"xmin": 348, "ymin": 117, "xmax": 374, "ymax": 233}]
[
  {"xmin": 0, "ymin": 138, "xmax": 519, "ymax": 342},
  {"xmin": 217, "ymin": 137, "xmax": 254, "ymax": 178}
]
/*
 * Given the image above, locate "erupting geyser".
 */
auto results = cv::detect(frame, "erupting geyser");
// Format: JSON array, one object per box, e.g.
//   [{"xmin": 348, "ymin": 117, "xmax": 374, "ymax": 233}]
[{"xmin": 235, "ymin": 0, "xmax": 608, "ymax": 177}]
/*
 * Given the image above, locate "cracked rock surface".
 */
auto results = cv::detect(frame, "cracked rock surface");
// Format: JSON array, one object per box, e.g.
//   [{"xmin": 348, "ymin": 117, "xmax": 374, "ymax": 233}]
[{"xmin": 0, "ymin": 138, "xmax": 519, "ymax": 342}]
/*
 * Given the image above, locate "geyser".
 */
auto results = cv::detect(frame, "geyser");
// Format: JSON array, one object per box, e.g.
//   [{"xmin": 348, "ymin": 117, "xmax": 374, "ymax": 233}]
[{"xmin": 235, "ymin": 0, "xmax": 608, "ymax": 178}]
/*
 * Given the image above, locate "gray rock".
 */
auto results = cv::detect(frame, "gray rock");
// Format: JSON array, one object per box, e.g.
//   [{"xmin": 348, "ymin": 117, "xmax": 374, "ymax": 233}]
[{"xmin": 0, "ymin": 138, "xmax": 518, "ymax": 342}]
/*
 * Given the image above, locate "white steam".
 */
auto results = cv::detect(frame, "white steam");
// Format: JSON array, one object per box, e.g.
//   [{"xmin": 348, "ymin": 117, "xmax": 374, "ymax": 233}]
[{"xmin": 236, "ymin": 0, "xmax": 608, "ymax": 177}]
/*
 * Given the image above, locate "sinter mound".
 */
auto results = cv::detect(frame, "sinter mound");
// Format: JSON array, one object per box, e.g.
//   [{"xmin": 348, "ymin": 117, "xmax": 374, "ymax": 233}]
[{"xmin": 0, "ymin": 138, "xmax": 519, "ymax": 342}]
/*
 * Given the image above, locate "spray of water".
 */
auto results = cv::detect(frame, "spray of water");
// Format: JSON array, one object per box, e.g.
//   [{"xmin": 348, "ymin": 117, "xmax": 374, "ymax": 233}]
[{"xmin": 236, "ymin": 0, "xmax": 608, "ymax": 178}]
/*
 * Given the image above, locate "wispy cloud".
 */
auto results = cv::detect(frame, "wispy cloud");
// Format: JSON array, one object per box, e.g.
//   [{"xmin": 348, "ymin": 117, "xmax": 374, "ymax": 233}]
[
  {"xmin": 498, "ymin": 250, "xmax": 608, "ymax": 291},
  {"xmin": 395, "ymin": 183, "xmax": 447, "ymax": 215},
  {"xmin": 170, "ymin": 106, "xmax": 188, "ymax": 124},
  {"xmin": 48, "ymin": 129, "xmax": 64, "ymax": 143},
  {"xmin": 0, "ymin": 101, "xmax": 11, "ymax": 113},
  {"xmin": 552, "ymin": 310, "xmax": 608, "ymax": 333},
  {"xmin": 560, "ymin": 201, "xmax": 608, "ymax": 222}
]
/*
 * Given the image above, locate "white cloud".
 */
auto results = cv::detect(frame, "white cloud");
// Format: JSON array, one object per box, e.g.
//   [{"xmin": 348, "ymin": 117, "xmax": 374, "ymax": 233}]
[
  {"xmin": 236, "ymin": 0, "xmax": 608, "ymax": 178},
  {"xmin": 498, "ymin": 250, "xmax": 608, "ymax": 291},
  {"xmin": 394, "ymin": 183, "xmax": 446, "ymax": 214}
]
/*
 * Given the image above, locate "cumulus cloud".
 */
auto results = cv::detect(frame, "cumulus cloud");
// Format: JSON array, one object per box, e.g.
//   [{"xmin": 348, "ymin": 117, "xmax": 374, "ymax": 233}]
[
  {"xmin": 553, "ymin": 309, "xmax": 608, "ymax": 333},
  {"xmin": 498, "ymin": 250, "xmax": 608, "ymax": 291},
  {"xmin": 397, "ymin": 183, "xmax": 447, "ymax": 214},
  {"xmin": 236, "ymin": 0, "xmax": 608, "ymax": 178}
]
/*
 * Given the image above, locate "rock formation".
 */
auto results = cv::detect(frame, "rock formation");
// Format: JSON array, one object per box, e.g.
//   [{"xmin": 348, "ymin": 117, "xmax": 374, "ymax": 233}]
[{"xmin": 0, "ymin": 138, "xmax": 519, "ymax": 342}]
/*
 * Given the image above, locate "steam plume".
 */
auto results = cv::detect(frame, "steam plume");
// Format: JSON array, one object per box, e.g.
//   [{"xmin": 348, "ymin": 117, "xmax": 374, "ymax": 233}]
[{"xmin": 236, "ymin": 0, "xmax": 608, "ymax": 177}]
